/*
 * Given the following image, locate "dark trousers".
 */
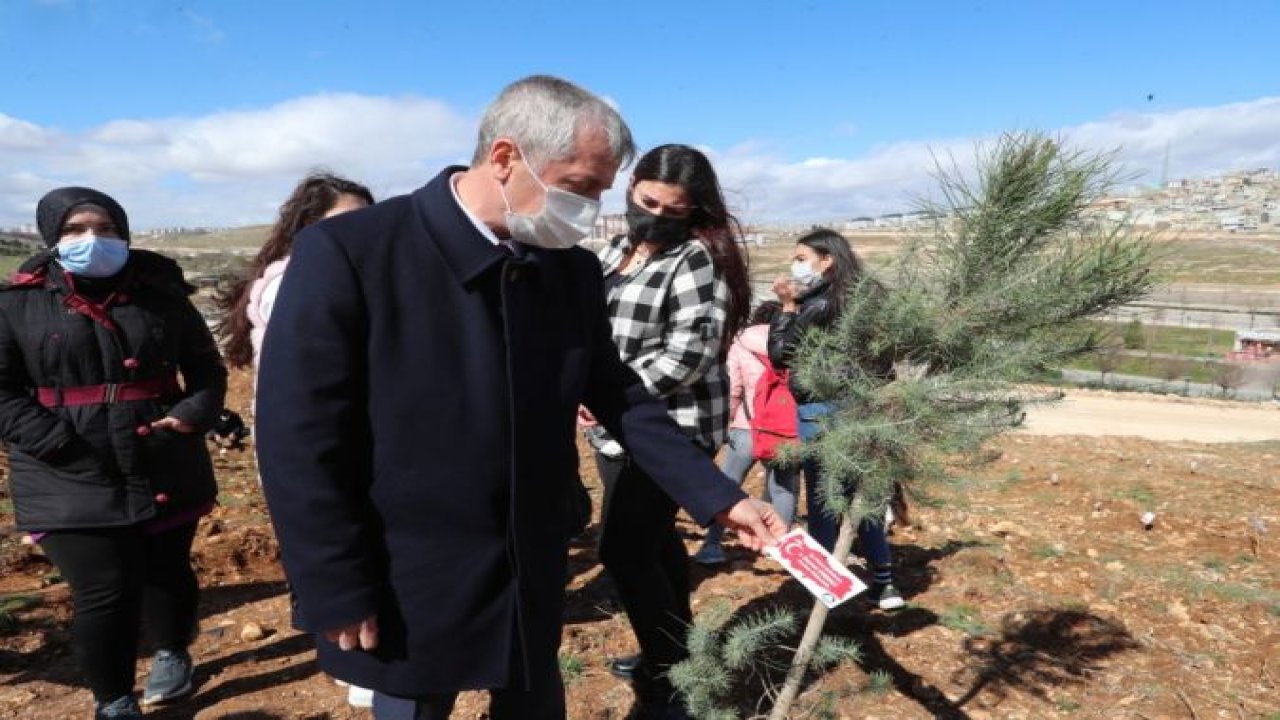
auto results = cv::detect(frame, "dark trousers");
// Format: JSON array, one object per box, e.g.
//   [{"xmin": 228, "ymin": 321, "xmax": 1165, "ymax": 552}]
[
  {"xmin": 797, "ymin": 402, "xmax": 894, "ymax": 570},
  {"xmin": 595, "ymin": 448, "xmax": 706, "ymax": 699},
  {"xmin": 39, "ymin": 522, "xmax": 200, "ymax": 702},
  {"xmin": 371, "ymin": 639, "xmax": 566, "ymax": 720}
]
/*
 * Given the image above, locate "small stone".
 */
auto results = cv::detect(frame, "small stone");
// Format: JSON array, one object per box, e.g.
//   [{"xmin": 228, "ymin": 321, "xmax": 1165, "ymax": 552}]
[
  {"xmin": 240, "ymin": 622, "xmax": 265, "ymax": 642},
  {"xmin": 1086, "ymin": 548, "xmax": 1099, "ymax": 558},
  {"xmin": 1105, "ymin": 561, "xmax": 1125, "ymax": 572},
  {"xmin": 1168, "ymin": 600, "xmax": 1191, "ymax": 623},
  {"xmin": 989, "ymin": 521, "xmax": 1028, "ymax": 537},
  {"xmin": 1048, "ymin": 473, "xmax": 1060, "ymax": 485}
]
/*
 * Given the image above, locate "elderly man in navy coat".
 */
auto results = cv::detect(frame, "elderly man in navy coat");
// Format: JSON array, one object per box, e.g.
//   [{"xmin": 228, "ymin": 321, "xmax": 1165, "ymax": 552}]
[{"xmin": 256, "ymin": 75, "xmax": 785, "ymax": 720}]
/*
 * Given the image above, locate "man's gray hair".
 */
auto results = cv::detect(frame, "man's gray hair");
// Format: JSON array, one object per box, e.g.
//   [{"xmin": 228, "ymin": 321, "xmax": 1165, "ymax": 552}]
[{"xmin": 471, "ymin": 75, "xmax": 635, "ymax": 170}]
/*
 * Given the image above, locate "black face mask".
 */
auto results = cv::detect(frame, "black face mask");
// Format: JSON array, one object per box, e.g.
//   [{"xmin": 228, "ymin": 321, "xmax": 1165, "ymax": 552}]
[{"xmin": 626, "ymin": 199, "xmax": 692, "ymax": 246}]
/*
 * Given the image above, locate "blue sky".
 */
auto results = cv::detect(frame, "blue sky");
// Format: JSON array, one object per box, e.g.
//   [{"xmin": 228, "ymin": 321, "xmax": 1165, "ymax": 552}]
[{"xmin": 2, "ymin": 0, "xmax": 1278, "ymax": 228}]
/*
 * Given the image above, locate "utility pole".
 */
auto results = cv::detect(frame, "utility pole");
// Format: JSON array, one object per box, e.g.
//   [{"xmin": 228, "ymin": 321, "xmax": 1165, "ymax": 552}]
[{"xmin": 1160, "ymin": 140, "xmax": 1172, "ymax": 188}]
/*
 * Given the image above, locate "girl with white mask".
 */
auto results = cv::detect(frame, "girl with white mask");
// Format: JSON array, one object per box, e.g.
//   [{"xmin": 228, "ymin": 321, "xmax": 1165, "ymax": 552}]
[{"xmin": 768, "ymin": 229, "xmax": 907, "ymax": 611}]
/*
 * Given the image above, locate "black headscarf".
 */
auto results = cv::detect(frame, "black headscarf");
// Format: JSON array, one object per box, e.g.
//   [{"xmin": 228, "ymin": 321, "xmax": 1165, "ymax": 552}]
[{"xmin": 36, "ymin": 187, "xmax": 131, "ymax": 247}]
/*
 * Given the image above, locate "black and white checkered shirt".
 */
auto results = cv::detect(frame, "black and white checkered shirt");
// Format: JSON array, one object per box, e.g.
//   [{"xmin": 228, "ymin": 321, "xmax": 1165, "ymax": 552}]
[{"xmin": 598, "ymin": 234, "xmax": 730, "ymax": 449}]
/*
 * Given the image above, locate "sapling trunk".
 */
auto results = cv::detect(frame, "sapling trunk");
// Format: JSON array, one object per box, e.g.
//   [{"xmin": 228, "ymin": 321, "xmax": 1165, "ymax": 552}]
[{"xmin": 767, "ymin": 510, "xmax": 857, "ymax": 720}]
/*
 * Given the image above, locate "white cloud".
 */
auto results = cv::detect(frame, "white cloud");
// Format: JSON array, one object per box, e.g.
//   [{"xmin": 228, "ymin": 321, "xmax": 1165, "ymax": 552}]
[
  {"xmin": 2, "ymin": 94, "xmax": 1277, "ymax": 230},
  {"xmin": 1, "ymin": 93, "xmax": 474, "ymax": 228},
  {"xmin": 712, "ymin": 96, "xmax": 1280, "ymax": 223},
  {"xmin": 0, "ymin": 113, "xmax": 57, "ymax": 150}
]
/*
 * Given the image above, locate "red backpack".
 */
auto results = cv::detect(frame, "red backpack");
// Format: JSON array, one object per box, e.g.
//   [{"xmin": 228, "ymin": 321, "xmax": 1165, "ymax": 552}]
[{"xmin": 748, "ymin": 351, "xmax": 799, "ymax": 463}]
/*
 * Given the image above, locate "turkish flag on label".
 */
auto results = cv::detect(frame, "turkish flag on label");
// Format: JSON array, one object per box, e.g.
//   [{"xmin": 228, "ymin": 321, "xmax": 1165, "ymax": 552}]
[{"xmin": 765, "ymin": 529, "xmax": 867, "ymax": 608}]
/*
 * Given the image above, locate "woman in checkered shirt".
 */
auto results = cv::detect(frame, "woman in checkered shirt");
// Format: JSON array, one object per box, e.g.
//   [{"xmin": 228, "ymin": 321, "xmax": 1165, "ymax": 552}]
[{"xmin": 584, "ymin": 144, "xmax": 754, "ymax": 716}]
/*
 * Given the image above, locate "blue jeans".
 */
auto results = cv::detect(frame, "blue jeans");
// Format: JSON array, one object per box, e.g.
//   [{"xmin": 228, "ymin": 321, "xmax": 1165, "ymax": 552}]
[
  {"xmin": 702, "ymin": 429, "xmax": 798, "ymax": 548},
  {"xmin": 797, "ymin": 402, "xmax": 892, "ymax": 570}
]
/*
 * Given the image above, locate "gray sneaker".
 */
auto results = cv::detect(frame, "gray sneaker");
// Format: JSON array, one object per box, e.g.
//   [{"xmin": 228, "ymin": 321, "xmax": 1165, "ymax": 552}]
[
  {"xmin": 95, "ymin": 695, "xmax": 142, "ymax": 719},
  {"xmin": 874, "ymin": 583, "xmax": 906, "ymax": 611},
  {"xmin": 141, "ymin": 648, "xmax": 194, "ymax": 704}
]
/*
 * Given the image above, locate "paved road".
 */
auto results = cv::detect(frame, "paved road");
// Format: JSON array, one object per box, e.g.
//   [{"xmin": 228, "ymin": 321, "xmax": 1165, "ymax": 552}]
[{"xmin": 1019, "ymin": 389, "xmax": 1280, "ymax": 443}]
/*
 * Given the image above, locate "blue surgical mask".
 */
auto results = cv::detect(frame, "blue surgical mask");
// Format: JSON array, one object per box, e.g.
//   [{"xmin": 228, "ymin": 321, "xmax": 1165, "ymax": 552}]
[
  {"xmin": 56, "ymin": 235, "xmax": 130, "ymax": 278},
  {"xmin": 790, "ymin": 260, "xmax": 819, "ymax": 287}
]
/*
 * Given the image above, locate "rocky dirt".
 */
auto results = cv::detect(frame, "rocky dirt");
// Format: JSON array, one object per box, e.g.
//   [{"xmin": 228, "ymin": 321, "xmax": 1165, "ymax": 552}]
[{"xmin": 1, "ymin": 369, "xmax": 1277, "ymax": 719}]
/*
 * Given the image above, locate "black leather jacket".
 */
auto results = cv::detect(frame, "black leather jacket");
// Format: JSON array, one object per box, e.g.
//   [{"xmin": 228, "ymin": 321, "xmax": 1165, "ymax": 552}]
[{"xmin": 767, "ymin": 280, "xmax": 838, "ymax": 405}]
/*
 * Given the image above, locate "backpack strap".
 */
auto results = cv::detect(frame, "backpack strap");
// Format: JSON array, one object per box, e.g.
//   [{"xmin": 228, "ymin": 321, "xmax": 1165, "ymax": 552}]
[{"xmin": 743, "ymin": 350, "xmax": 775, "ymax": 421}]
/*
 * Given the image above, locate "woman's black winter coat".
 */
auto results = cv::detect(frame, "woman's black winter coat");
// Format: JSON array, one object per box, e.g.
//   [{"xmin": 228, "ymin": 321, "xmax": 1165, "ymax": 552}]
[{"xmin": 0, "ymin": 250, "xmax": 227, "ymax": 531}]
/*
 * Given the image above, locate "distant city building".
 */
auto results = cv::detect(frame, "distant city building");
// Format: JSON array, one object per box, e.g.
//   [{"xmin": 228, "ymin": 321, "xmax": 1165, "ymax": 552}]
[
  {"xmin": 1229, "ymin": 329, "xmax": 1280, "ymax": 362},
  {"xmin": 1114, "ymin": 167, "xmax": 1278, "ymax": 232}
]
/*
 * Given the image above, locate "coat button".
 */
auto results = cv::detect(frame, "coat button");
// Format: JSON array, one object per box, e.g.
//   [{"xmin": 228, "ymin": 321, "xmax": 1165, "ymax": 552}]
[
  {"xmin": 123, "ymin": 358, "xmax": 139, "ymax": 369},
  {"xmin": 155, "ymin": 493, "xmax": 169, "ymax": 504},
  {"xmin": 136, "ymin": 424, "xmax": 152, "ymax": 436}
]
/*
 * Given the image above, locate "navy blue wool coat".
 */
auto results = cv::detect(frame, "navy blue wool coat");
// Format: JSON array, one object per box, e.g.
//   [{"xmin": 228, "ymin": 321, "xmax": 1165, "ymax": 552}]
[{"xmin": 256, "ymin": 168, "xmax": 746, "ymax": 696}]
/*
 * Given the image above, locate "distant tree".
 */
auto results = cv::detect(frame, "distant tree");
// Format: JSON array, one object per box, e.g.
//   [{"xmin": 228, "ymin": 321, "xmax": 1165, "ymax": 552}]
[
  {"xmin": 1095, "ymin": 342, "xmax": 1125, "ymax": 386},
  {"xmin": 1121, "ymin": 319, "xmax": 1145, "ymax": 350},
  {"xmin": 1212, "ymin": 362, "xmax": 1246, "ymax": 398},
  {"xmin": 672, "ymin": 132, "xmax": 1156, "ymax": 719},
  {"xmin": 1155, "ymin": 356, "xmax": 1191, "ymax": 389}
]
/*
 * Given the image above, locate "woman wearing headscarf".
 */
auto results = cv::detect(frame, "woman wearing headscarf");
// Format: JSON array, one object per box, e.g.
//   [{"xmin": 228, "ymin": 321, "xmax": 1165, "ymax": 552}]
[{"xmin": 0, "ymin": 187, "xmax": 227, "ymax": 719}]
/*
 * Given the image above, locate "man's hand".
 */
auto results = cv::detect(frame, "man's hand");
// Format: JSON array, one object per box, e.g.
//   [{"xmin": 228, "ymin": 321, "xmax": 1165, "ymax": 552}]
[
  {"xmin": 150, "ymin": 416, "xmax": 197, "ymax": 434},
  {"xmin": 324, "ymin": 615, "xmax": 379, "ymax": 651},
  {"xmin": 714, "ymin": 499, "xmax": 788, "ymax": 552}
]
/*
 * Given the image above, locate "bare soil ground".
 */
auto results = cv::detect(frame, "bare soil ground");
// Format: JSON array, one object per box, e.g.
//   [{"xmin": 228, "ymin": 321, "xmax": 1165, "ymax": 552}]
[{"xmin": 1, "ymin": 369, "xmax": 1277, "ymax": 719}]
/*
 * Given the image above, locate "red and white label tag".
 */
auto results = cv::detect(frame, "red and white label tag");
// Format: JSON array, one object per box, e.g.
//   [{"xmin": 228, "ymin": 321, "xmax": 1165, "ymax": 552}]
[{"xmin": 765, "ymin": 529, "xmax": 867, "ymax": 608}]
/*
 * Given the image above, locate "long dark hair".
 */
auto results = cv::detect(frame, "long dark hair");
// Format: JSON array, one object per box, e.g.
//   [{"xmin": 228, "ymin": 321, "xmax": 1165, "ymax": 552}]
[
  {"xmin": 215, "ymin": 172, "xmax": 374, "ymax": 368},
  {"xmin": 796, "ymin": 228, "xmax": 868, "ymax": 315},
  {"xmin": 630, "ymin": 144, "xmax": 752, "ymax": 347}
]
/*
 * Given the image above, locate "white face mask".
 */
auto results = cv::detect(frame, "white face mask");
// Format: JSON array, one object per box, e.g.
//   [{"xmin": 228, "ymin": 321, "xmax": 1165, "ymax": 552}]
[
  {"xmin": 790, "ymin": 260, "xmax": 819, "ymax": 287},
  {"xmin": 500, "ymin": 151, "xmax": 601, "ymax": 250}
]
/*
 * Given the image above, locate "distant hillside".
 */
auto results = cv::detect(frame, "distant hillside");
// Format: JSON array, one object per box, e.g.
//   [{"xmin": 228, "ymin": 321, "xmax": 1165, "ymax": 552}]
[
  {"xmin": 133, "ymin": 225, "xmax": 270, "ymax": 252},
  {"xmin": 0, "ymin": 232, "xmax": 42, "ymax": 255}
]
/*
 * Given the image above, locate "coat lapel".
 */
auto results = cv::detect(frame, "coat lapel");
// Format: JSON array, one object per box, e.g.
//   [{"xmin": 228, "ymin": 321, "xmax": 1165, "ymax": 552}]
[{"xmin": 412, "ymin": 167, "xmax": 509, "ymax": 287}]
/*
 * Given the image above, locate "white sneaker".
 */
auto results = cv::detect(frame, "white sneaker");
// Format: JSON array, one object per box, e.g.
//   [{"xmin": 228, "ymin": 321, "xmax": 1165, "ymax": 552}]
[{"xmin": 347, "ymin": 684, "xmax": 374, "ymax": 708}]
